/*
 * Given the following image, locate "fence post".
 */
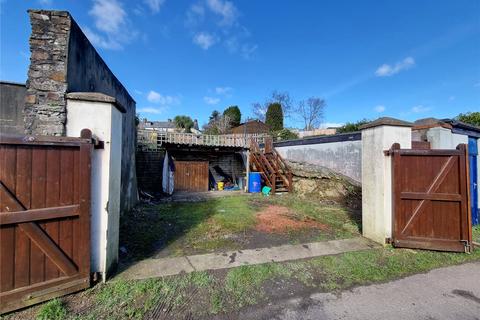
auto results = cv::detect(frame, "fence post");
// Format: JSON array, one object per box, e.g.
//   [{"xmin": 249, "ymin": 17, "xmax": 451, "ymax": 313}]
[{"xmin": 360, "ymin": 117, "xmax": 412, "ymax": 244}]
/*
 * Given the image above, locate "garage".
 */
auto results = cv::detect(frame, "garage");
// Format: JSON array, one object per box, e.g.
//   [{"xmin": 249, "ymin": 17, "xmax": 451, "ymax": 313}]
[{"xmin": 174, "ymin": 160, "xmax": 209, "ymax": 192}]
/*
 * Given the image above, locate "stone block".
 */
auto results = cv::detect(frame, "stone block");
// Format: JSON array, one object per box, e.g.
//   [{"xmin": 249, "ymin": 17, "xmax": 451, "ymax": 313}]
[{"xmin": 25, "ymin": 94, "xmax": 36, "ymax": 104}]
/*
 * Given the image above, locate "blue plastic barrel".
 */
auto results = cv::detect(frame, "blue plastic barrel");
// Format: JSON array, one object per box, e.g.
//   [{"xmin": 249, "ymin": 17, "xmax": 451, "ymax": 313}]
[{"xmin": 248, "ymin": 172, "xmax": 262, "ymax": 193}]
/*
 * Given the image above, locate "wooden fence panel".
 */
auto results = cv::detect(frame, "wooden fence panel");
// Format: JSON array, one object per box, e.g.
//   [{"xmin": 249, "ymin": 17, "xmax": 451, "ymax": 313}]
[{"xmin": 0, "ymin": 130, "xmax": 93, "ymax": 314}]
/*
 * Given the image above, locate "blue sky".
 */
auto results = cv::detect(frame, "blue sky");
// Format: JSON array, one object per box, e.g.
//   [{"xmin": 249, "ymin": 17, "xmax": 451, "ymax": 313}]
[{"xmin": 1, "ymin": 0, "xmax": 479, "ymax": 128}]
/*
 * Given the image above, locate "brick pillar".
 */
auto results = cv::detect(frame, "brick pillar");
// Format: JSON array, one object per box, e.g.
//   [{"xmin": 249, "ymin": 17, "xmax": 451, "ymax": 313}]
[{"xmin": 24, "ymin": 10, "xmax": 71, "ymax": 136}]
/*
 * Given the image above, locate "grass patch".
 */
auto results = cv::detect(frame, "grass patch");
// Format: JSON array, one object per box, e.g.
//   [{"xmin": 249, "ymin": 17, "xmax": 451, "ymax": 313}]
[
  {"xmin": 82, "ymin": 271, "xmax": 214, "ymax": 319},
  {"xmin": 120, "ymin": 194, "xmax": 362, "ymax": 260},
  {"xmin": 36, "ymin": 299, "xmax": 67, "ymax": 320},
  {"xmin": 473, "ymin": 225, "xmax": 480, "ymax": 243},
  {"xmin": 120, "ymin": 196, "xmax": 256, "ymax": 259},
  {"xmin": 11, "ymin": 245, "xmax": 480, "ymax": 319}
]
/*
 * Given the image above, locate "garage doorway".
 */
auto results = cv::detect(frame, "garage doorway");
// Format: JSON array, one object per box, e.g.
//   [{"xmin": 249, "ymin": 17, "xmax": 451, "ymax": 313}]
[{"xmin": 174, "ymin": 161, "xmax": 209, "ymax": 192}]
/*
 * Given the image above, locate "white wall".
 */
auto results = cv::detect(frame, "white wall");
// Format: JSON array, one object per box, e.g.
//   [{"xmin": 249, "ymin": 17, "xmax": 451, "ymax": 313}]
[
  {"xmin": 426, "ymin": 127, "xmax": 479, "ymax": 222},
  {"xmin": 426, "ymin": 127, "xmax": 468, "ymax": 149},
  {"xmin": 361, "ymin": 125, "xmax": 411, "ymax": 244},
  {"xmin": 66, "ymin": 98, "xmax": 122, "ymax": 280},
  {"xmin": 276, "ymin": 140, "xmax": 362, "ymax": 182}
]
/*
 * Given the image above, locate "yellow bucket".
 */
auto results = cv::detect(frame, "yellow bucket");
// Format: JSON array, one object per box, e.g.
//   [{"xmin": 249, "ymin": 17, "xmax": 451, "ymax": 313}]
[{"xmin": 217, "ymin": 182, "xmax": 224, "ymax": 190}]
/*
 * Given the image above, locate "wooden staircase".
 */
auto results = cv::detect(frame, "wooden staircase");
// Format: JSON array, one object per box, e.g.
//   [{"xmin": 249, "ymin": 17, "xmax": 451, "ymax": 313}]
[{"xmin": 249, "ymin": 138, "xmax": 293, "ymax": 193}]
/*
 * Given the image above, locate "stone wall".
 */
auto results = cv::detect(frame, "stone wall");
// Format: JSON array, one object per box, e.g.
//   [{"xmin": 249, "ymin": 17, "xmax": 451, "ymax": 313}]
[
  {"xmin": 287, "ymin": 161, "xmax": 361, "ymax": 210},
  {"xmin": 24, "ymin": 10, "xmax": 137, "ymax": 213},
  {"xmin": 274, "ymin": 132, "xmax": 362, "ymax": 182},
  {"xmin": 0, "ymin": 81, "xmax": 26, "ymax": 135},
  {"xmin": 25, "ymin": 10, "xmax": 70, "ymax": 136}
]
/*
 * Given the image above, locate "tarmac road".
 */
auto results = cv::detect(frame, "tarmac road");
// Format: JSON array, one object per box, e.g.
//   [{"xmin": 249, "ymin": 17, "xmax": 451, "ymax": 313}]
[{"xmin": 238, "ymin": 261, "xmax": 480, "ymax": 320}]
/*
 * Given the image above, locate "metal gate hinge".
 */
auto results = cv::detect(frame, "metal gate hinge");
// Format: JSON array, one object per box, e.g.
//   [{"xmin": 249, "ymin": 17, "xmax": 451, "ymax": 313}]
[{"xmin": 460, "ymin": 240, "xmax": 471, "ymax": 254}]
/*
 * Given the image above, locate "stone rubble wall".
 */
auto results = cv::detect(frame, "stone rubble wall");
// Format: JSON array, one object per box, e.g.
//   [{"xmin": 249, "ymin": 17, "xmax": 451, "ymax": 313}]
[
  {"xmin": 25, "ymin": 10, "xmax": 70, "ymax": 136},
  {"xmin": 24, "ymin": 9, "xmax": 138, "ymax": 214},
  {"xmin": 287, "ymin": 160, "xmax": 361, "ymax": 209}
]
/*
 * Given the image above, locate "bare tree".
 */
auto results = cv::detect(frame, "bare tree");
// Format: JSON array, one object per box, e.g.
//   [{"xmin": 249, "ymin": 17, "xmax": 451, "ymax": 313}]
[
  {"xmin": 251, "ymin": 90, "xmax": 293, "ymax": 122},
  {"xmin": 296, "ymin": 97, "xmax": 325, "ymax": 130},
  {"xmin": 252, "ymin": 102, "xmax": 267, "ymax": 122},
  {"xmin": 269, "ymin": 90, "xmax": 293, "ymax": 117},
  {"xmin": 203, "ymin": 114, "xmax": 232, "ymax": 134}
]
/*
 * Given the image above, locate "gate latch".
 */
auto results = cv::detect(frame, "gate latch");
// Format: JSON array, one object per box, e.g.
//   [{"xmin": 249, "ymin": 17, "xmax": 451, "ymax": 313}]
[{"xmin": 460, "ymin": 240, "xmax": 471, "ymax": 254}]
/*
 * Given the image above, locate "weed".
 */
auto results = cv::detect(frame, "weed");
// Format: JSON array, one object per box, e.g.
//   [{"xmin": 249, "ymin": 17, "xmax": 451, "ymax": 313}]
[{"xmin": 36, "ymin": 299, "xmax": 67, "ymax": 320}]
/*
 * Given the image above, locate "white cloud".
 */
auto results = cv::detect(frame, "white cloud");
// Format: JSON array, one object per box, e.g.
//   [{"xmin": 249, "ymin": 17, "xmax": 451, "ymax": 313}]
[
  {"xmin": 144, "ymin": 0, "xmax": 165, "ymax": 13},
  {"xmin": 374, "ymin": 105, "xmax": 386, "ymax": 113},
  {"xmin": 85, "ymin": 0, "xmax": 137, "ymax": 50},
  {"xmin": 448, "ymin": 96, "xmax": 455, "ymax": 101},
  {"xmin": 193, "ymin": 32, "xmax": 217, "ymax": 50},
  {"xmin": 38, "ymin": 0, "xmax": 53, "ymax": 5},
  {"xmin": 411, "ymin": 105, "xmax": 431, "ymax": 113},
  {"xmin": 90, "ymin": 0, "xmax": 126, "ymax": 34},
  {"xmin": 83, "ymin": 27, "xmax": 123, "ymax": 50},
  {"xmin": 206, "ymin": 0, "xmax": 238, "ymax": 26},
  {"xmin": 185, "ymin": 1, "xmax": 256, "ymax": 59},
  {"xmin": 147, "ymin": 90, "xmax": 180, "ymax": 105},
  {"xmin": 134, "ymin": 89, "xmax": 143, "ymax": 95},
  {"xmin": 137, "ymin": 107, "xmax": 164, "ymax": 114},
  {"xmin": 185, "ymin": 3, "xmax": 205, "ymax": 27},
  {"xmin": 375, "ymin": 57, "xmax": 415, "ymax": 77},
  {"xmin": 204, "ymin": 96, "xmax": 220, "ymax": 105},
  {"xmin": 215, "ymin": 86, "xmax": 232, "ymax": 95}
]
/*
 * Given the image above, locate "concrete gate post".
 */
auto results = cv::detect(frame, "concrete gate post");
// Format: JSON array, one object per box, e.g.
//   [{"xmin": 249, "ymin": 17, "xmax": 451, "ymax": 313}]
[
  {"xmin": 65, "ymin": 92, "xmax": 125, "ymax": 280},
  {"xmin": 360, "ymin": 117, "xmax": 413, "ymax": 244}
]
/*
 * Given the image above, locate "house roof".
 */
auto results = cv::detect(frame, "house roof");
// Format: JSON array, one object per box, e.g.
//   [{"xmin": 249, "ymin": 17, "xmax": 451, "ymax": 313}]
[
  {"xmin": 441, "ymin": 118, "xmax": 480, "ymax": 138},
  {"xmin": 359, "ymin": 117, "xmax": 413, "ymax": 130},
  {"xmin": 142, "ymin": 120, "xmax": 176, "ymax": 128}
]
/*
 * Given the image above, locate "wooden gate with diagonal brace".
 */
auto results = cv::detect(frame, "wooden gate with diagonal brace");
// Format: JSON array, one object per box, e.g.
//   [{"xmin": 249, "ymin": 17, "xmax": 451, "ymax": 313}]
[
  {"xmin": 389, "ymin": 143, "xmax": 472, "ymax": 252},
  {"xmin": 0, "ymin": 130, "xmax": 93, "ymax": 314}
]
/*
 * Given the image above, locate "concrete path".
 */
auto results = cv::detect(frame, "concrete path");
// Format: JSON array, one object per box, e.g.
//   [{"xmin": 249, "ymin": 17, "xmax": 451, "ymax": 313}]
[
  {"xmin": 117, "ymin": 237, "xmax": 377, "ymax": 280},
  {"xmin": 239, "ymin": 261, "xmax": 480, "ymax": 320}
]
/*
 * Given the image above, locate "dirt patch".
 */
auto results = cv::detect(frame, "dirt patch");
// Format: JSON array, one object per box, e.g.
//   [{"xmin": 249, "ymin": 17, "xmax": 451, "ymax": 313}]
[{"xmin": 255, "ymin": 205, "xmax": 328, "ymax": 234}]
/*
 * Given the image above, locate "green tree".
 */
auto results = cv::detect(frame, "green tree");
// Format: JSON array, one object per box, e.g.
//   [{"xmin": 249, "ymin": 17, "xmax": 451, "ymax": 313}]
[
  {"xmin": 265, "ymin": 103, "xmax": 284, "ymax": 132},
  {"xmin": 209, "ymin": 110, "xmax": 221, "ymax": 122},
  {"xmin": 336, "ymin": 119, "xmax": 370, "ymax": 133},
  {"xmin": 173, "ymin": 115, "xmax": 194, "ymax": 133},
  {"xmin": 223, "ymin": 106, "xmax": 241, "ymax": 127},
  {"xmin": 456, "ymin": 112, "xmax": 480, "ymax": 127}
]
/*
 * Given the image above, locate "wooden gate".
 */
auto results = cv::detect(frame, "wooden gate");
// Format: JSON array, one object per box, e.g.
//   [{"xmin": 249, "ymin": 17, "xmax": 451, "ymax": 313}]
[
  {"xmin": 174, "ymin": 161, "xmax": 209, "ymax": 192},
  {"xmin": 0, "ymin": 130, "xmax": 93, "ymax": 314},
  {"xmin": 390, "ymin": 143, "xmax": 472, "ymax": 253}
]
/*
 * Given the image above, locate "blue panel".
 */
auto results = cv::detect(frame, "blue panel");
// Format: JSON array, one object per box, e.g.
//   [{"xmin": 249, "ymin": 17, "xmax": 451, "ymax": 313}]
[
  {"xmin": 468, "ymin": 137, "xmax": 478, "ymax": 155},
  {"xmin": 469, "ymin": 137, "xmax": 478, "ymax": 225}
]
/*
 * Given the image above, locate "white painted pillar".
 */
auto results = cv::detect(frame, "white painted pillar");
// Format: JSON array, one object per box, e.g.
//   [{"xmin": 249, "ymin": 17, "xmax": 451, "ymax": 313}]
[
  {"xmin": 65, "ymin": 92, "xmax": 124, "ymax": 280},
  {"xmin": 426, "ymin": 127, "xmax": 468, "ymax": 149},
  {"xmin": 360, "ymin": 118, "xmax": 412, "ymax": 244}
]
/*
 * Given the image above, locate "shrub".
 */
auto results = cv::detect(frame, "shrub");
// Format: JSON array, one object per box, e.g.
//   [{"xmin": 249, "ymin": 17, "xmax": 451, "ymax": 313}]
[
  {"xmin": 336, "ymin": 119, "xmax": 370, "ymax": 133},
  {"xmin": 277, "ymin": 128, "xmax": 299, "ymax": 141}
]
